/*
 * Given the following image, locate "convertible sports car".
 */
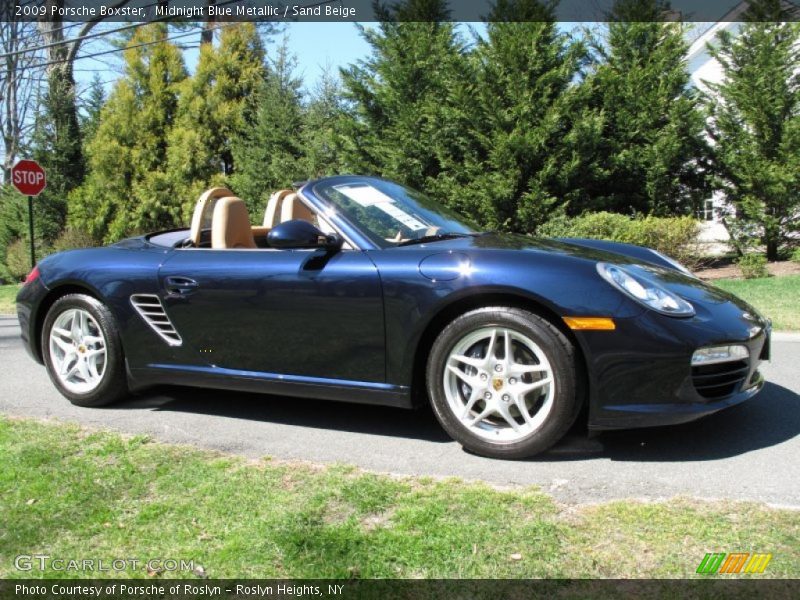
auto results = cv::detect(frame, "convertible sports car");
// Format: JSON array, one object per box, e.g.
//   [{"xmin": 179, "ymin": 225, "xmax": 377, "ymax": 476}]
[{"xmin": 16, "ymin": 175, "xmax": 771, "ymax": 458}]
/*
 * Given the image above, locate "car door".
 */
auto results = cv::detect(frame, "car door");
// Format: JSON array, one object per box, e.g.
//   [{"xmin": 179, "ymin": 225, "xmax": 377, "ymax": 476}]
[{"xmin": 157, "ymin": 247, "xmax": 385, "ymax": 383}]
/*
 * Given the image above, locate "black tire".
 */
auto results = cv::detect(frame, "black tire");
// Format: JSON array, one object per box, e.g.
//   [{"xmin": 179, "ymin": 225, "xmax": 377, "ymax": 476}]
[
  {"xmin": 426, "ymin": 307, "xmax": 583, "ymax": 459},
  {"xmin": 41, "ymin": 293, "xmax": 128, "ymax": 407}
]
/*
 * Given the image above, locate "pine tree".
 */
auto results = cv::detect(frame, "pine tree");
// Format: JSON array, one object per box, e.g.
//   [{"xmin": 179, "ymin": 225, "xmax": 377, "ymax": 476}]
[
  {"xmin": 705, "ymin": 2, "xmax": 800, "ymax": 260},
  {"xmin": 447, "ymin": 0, "xmax": 589, "ymax": 231},
  {"xmin": 576, "ymin": 0, "xmax": 709, "ymax": 216},
  {"xmin": 68, "ymin": 25, "xmax": 187, "ymax": 242},
  {"xmin": 230, "ymin": 39, "xmax": 305, "ymax": 218},
  {"xmin": 339, "ymin": 0, "xmax": 467, "ymax": 191},
  {"xmin": 79, "ymin": 74, "xmax": 106, "ymax": 144},
  {"xmin": 167, "ymin": 23, "xmax": 266, "ymax": 221},
  {"xmin": 301, "ymin": 68, "xmax": 349, "ymax": 179}
]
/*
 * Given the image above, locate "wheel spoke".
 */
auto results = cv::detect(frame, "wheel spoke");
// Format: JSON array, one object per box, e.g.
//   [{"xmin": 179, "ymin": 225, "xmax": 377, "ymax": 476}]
[
  {"xmin": 70, "ymin": 311, "xmax": 81, "ymax": 341},
  {"xmin": 52, "ymin": 336, "xmax": 72, "ymax": 353},
  {"xmin": 504, "ymin": 329, "xmax": 513, "ymax": 364},
  {"xmin": 446, "ymin": 364, "xmax": 477, "ymax": 387},
  {"xmin": 467, "ymin": 405, "xmax": 494, "ymax": 428},
  {"xmin": 63, "ymin": 362, "xmax": 80, "ymax": 380},
  {"xmin": 81, "ymin": 311, "xmax": 91, "ymax": 336},
  {"xmin": 496, "ymin": 402, "xmax": 521, "ymax": 432},
  {"xmin": 515, "ymin": 396, "xmax": 534, "ymax": 426},
  {"xmin": 83, "ymin": 335, "xmax": 104, "ymax": 346},
  {"xmin": 484, "ymin": 328, "xmax": 498, "ymax": 362},
  {"xmin": 76, "ymin": 358, "xmax": 91, "ymax": 382},
  {"xmin": 59, "ymin": 353, "xmax": 76, "ymax": 376},
  {"xmin": 449, "ymin": 354, "xmax": 484, "ymax": 369},
  {"xmin": 518, "ymin": 377, "xmax": 553, "ymax": 394},
  {"xmin": 460, "ymin": 388, "xmax": 483, "ymax": 419},
  {"xmin": 52, "ymin": 326, "xmax": 73, "ymax": 342},
  {"xmin": 509, "ymin": 363, "xmax": 548, "ymax": 376},
  {"xmin": 87, "ymin": 355, "xmax": 101, "ymax": 379}
]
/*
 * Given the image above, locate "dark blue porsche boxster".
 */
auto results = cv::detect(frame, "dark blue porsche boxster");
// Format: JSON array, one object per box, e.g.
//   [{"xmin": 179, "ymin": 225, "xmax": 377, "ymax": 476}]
[{"xmin": 16, "ymin": 175, "xmax": 771, "ymax": 458}]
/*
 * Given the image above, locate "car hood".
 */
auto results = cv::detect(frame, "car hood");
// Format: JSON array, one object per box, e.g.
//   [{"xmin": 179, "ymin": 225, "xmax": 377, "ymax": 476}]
[
  {"xmin": 412, "ymin": 232, "xmax": 767, "ymax": 326},
  {"xmin": 415, "ymin": 232, "xmax": 672, "ymax": 267}
]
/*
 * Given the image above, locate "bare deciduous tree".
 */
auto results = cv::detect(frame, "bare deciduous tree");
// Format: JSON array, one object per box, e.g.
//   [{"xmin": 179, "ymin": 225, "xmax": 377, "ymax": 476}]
[{"xmin": 0, "ymin": 15, "xmax": 44, "ymax": 183}]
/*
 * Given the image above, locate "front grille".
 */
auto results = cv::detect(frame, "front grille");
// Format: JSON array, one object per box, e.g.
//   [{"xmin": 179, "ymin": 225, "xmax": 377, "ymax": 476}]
[
  {"xmin": 130, "ymin": 294, "xmax": 182, "ymax": 346},
  {"xmin": 692, "ymin": 359, "xmax": 749, "ymax": 400}
]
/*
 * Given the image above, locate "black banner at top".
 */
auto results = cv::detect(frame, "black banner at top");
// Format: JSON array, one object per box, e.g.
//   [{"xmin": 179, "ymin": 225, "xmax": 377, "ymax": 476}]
[{"xmin": 4, "ymin": 0, "xmax": 800, "ymax": 23}]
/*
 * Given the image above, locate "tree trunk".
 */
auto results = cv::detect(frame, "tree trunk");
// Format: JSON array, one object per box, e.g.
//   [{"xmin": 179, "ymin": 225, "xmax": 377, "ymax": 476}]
[
  {"xmin": 39, "ymin": 15, "xmax": 84, "ymax": 189},
  {"xmin": 766, "ymin": 237, "xmax": 779, "ymax": 262},
  {"xmin": 202, "ymin": 0, "xmax": 217, "ymax": 45}
]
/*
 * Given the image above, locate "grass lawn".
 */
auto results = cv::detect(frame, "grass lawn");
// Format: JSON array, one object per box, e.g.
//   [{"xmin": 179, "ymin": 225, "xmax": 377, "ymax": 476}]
[
  {"xmin": 712, "ymin": 275, "xmax": 800, "ymax": 331},
  {"xmin": 0, "ymin": 416, "xmax": 797, "ymax": 579},
  {"xmin": 0, "ymin": 284, "xmax": 20, "ymax": 315}
]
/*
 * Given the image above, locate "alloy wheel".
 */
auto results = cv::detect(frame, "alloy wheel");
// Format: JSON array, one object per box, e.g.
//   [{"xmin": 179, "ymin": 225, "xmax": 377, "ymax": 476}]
[
  {"xmin": 48, "ymin": 308, "xmax": 108, "ymax": 394},
  {"xmin": 442, "ymin": 326, "xmax": 555, "ymax": 442}
]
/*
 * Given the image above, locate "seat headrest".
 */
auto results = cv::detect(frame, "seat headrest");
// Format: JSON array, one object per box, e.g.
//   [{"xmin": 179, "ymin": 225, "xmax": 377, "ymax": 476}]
[
  {"xmin": 264, "ymin": 189, "xmax": 294, "ymax": 228},
  {"xmin": 190, "ymin": 187, "xmax": 234, "ymax": 246},
  {"xmin": 280, "ymin": 194, "xmax": 316, "ymax": 224},
  {"xmin": 211, "ymin": 196, "xmax": 257, "ymax": 249}
]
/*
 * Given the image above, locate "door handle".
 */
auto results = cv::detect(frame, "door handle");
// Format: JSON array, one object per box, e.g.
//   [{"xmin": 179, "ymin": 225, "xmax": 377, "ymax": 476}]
[{"xmin": 165, "ymin": 276, "xmax": 199, "ymax": 296}]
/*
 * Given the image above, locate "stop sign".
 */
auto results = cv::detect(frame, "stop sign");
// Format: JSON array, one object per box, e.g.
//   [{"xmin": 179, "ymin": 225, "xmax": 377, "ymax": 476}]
[{"xmin": 11, "ymin": 160, "xmax": 47, "ymax": 196}]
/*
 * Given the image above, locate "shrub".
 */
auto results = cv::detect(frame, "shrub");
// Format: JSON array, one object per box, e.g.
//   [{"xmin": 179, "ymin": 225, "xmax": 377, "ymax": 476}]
[
  {"xmin": 737, "ymin": 253, "xmax": 769, "ymax": 279},
  {"xmin": 5, "ymin": 239, "xmax": 33, "ymax": 282},
  {"xmin": 51, "ymin": 227, "xmax": 95, "ymax": 254},
  {"xmin": 538, "ymin": 212, "xmax": 701, "ymax": 268},
  {"xmin": 790, "ymin": 247, "xmax": 800, "ymax": 263}
]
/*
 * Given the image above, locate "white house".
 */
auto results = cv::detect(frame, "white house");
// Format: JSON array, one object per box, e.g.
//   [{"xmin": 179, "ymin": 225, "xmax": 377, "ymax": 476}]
[
  {"xmin": 685, "ymin": 16, "xmax": 743, "ymax": 249},
  {"xmin": 684, "ymin": 2, "xmax": 800, "ymax": 252}
]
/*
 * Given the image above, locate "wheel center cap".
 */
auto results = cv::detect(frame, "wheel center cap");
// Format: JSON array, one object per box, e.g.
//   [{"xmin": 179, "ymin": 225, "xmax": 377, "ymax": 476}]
[
  {"xmin": 78, "ymin": 345, "xmax": 86, "ymax": 354},
  {"xmin": 492, "ymin": 378, "xmax": 504, "ymax": 392}
]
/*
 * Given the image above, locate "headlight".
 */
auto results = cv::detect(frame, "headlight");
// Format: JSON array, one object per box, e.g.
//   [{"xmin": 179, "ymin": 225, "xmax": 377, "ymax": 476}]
[
  {"xmin": 597, "ymin": 263, "xmax": 695, "ymax": 317},
  {"xmin": 649, "ymin": 249, "xmax": 695, "ymax": 277}
]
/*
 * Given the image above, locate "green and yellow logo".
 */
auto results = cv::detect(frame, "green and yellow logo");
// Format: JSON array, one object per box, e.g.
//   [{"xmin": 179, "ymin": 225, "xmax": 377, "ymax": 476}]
[{"xmin": 696, "ymin": 552, "xmax": 772, "ymax": 574}]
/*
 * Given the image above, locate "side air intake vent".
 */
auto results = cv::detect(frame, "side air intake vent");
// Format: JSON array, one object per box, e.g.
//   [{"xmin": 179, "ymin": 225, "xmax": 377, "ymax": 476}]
[{"xmin": 130, "ymin": 294, "xmax": 182, "ymax": 346}]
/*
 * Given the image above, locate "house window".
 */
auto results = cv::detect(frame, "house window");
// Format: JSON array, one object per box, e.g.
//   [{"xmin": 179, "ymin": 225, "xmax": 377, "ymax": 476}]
[{"xmin": 698, "ymin": 199, "xmax": 715, "ymax": 221}]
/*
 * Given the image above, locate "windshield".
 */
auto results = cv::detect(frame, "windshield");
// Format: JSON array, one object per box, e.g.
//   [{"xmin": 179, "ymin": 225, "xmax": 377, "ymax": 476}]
[{"xmin": 311, "ymin": 177, "xmax": 478, "ymax": 248}]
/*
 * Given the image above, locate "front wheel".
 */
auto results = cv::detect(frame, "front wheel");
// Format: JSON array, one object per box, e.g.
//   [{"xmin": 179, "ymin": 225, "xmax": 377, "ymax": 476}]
[
  {"xmin": 426, "ymin": 307, "xmax": 582, "ymax": 459},
  {"xmin": 42, "ymin": 294, "xmax": 128, "ymax": 407}
]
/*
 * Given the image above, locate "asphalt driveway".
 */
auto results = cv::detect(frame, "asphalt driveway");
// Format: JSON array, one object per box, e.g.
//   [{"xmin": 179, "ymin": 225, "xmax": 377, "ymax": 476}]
[{"xmin": 1, "ymin": 315, "xmax": 798, "ymax": 506}]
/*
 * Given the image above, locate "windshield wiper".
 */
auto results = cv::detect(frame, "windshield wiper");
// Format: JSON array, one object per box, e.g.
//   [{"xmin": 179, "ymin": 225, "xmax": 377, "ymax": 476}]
[{"xmin": 397, "ymin": 232, "xmax": 478, "ymax": 247}]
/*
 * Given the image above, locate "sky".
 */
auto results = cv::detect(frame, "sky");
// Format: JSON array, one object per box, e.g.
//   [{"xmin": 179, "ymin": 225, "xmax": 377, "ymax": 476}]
[
  {"xmin": 74, "ymin": 21, "xmax": 502, "ymax": 98},
  {"xmin": 75, "ymin": 21, "xmax": 375, "ymax": 97},
  {"xmin": 283, "ymin": 22, "xmax": 371, "ymax": 86}
]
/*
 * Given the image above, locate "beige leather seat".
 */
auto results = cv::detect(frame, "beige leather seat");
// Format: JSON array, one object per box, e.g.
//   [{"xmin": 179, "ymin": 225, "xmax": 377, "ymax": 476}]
[
  {"xmin": 263, "ymin": 189, "xmax": 294, "ymax": 228},
  {"xmin": 189, "ymin": 187, "xmax": 234, "ymax": 247},
  {"xmin": 211, "ymin": 197, "xmax": 256, "ymax": 249},
  {"xmin": 281, "ymin": 194, "xmax": 317, "ymax": 225}
]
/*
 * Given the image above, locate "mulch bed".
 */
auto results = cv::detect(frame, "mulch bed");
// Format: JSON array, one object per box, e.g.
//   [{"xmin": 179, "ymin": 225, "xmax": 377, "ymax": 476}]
[{"xmin": 694, "ymin": 259, "xmax": 800, "ymax": 281}]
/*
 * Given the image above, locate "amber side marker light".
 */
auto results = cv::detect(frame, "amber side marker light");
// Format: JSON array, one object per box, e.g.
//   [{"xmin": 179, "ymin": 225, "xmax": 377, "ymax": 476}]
[{"xmin": 563, "ymin": 316, "xmax": 616, "ymax": 331}]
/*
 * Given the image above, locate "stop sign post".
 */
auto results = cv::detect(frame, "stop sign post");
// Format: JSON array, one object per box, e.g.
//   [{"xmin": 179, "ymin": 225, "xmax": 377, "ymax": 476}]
[{"xmin": 11, "ymin": 160, "xmax": 47, "ymax": 270}]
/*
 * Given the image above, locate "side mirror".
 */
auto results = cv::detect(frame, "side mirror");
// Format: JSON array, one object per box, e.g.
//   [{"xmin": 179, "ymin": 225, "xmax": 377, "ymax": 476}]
[{"xmin": 268, "ymin": 219, "xmax": 343, "ymax": 251}]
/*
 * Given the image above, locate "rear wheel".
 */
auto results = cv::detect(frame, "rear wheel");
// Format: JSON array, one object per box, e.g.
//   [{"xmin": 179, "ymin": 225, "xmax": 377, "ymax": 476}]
[
  {"xmin": 42, "ymin": 294, "xmax": 128, "ymax": 407},
  {"xmin": 426, "ymin": 307, "xmax": 582, "ymax": 459}
]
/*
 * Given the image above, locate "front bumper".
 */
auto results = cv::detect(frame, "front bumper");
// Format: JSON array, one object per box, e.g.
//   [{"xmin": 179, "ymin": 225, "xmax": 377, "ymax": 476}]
[{"xmin": 584, "ymin": 310, "xmax": 770, "ymax": 431}]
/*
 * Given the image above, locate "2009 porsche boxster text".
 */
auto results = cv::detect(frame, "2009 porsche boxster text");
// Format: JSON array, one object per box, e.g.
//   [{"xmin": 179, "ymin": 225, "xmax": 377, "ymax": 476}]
[{"xmin": 16, "ymin": 176, "xmax": 770, "ymax": 458}]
